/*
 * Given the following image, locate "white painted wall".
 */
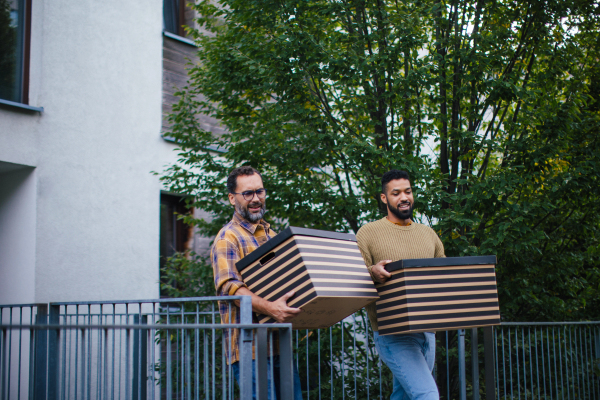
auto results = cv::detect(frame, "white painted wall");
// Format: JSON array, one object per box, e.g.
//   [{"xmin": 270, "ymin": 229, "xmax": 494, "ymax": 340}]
[
  {"xmin": 0, "ymin": 0, "xmax": 179, "ymax": 303},
  {"xmin": 0, "ymin": 164, "xmax": 36, "ymax": 304}
]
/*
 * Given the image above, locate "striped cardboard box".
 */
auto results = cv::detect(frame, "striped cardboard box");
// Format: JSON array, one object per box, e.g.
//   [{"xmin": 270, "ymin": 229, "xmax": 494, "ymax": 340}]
[
  {"xmin": 376, "ymin": 256, "xmax": 500, "ymax": 335},
  {"xmin": 236, "ymin": 227, "xmax": 379, "ymax": 330}
]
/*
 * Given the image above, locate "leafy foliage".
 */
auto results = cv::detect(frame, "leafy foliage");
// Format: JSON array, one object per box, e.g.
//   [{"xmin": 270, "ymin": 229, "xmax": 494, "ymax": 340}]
[
  {"xmin": 161, "ymin": 0, "xmax": 600, "ymax": 324},
  {"xmin": 160, "ymin": 252, "xmax": 216, "ymax": 298}
]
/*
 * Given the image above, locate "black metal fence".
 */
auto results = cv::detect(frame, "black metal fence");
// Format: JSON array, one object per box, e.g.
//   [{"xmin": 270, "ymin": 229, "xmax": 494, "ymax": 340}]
[
  {"xmin": 493, "ymin": 323, "xmax": 600, "ymax": 400},
  {"xmin": 0, "ymin": 298, "xmax": 294, "ymax": 400},
  {"xmin": 2, "ymin": 300, "xmax": 599, "ymax": 400}
]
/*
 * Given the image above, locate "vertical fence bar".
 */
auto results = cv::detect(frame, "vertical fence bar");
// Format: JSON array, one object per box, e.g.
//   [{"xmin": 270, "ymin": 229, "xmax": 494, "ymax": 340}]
[
  {"xmin": 341, "ymin": 322, "xmax": 345, "ymax": 400},
  {"xmin": 28, "ymin": 323, "xmax": 36, "ymax": 400},
  {"xmin": 458, "ymin": 329, "xmax": 466, "ymax": 400},
  {"xmin": 7, "ymin": 309, "xmax": 12, "ymax": 400},
  {"xmin": 446, "ymin": 331, "xmax": 450, "ymax": 400},
  {"xmin": 279, "ymin": 326, "xmax": 293, "ymax": 400},
  {"xmin": 47, "ymin": 305, "xmax": 60, "ymax": 400},
  {"xmin": 330, "ymin": 327, "xmax": 333, "ymax": 400},
  {"xmin": 523, "ymin": 328, "xmax": 535, "ymax": 399},
  {"xmin": 317, "ymin": 329, "xmax": 321, "ymax": 400},
  {"xmin": 255, "ymin": 328, "xmax": 267, "ymax": 400},
  {"xmin": 472, "ymin": 328, "xmax": 479, "ymax": 400},
  {"xmin": 534, "ymin": 328, "xmax": 540, "ymax": 400},
  {"xmin": 353, "ymin": 315, "xmax": 357, "ymax": 399},
  {"xmin": 239, "ymin": 296, "xmax": 253, "ymax": 400},
  {"xmin": 1, "ymin": 326, "xmax": 7, "ymax": 400},
  {"xmin": 493, "ymin": 328, "xmax": 499, "ymax": 400},
  {"xmin": 306, "ymin": 329, "xmax": 309, "ymax": 400},
  {"xmin": 593, "ymin": 327, "xmax": 600, "ymax": 400},
  {"xmin": 515, "ymin": 328, "xmax": 520, "ymax": 400},
  {"xmin": 186, "ymin": 332, "xmax": 192, "ymax": 400},
  {"xmin": 483, "ymin": 327, "xmax": 495, "ymax": 400},
  {"xmin": 132, "ymin": 315, "xmax": 147, "ymax": 400},
  {"xmin": 34, "ymin": 305, "xmax": 49, "ymax": 400}
]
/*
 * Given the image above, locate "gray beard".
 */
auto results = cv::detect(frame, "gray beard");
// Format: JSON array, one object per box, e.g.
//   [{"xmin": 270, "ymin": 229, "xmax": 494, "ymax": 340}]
[{"xmin": 236, "ymin": 201, "xmax": 266, "ymax": 223}]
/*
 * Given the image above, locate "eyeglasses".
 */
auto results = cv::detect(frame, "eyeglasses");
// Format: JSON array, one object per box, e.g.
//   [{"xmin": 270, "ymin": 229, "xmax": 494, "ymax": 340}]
[{"xmin": 233, "ymin": 188, "xmax": 267, "ymax": 201}]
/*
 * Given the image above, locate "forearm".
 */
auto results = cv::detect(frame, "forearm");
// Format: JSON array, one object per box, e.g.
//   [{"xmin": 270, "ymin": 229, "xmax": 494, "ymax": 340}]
[{"xmin": 234, "ymin": 287, "xmax": 274, "ymax": 317}]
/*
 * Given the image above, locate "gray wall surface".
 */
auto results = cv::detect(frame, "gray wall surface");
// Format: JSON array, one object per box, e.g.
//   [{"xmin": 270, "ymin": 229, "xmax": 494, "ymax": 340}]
[{"xmin": 0, "ymin": 0, "xmax": 181, "ymax": 303}]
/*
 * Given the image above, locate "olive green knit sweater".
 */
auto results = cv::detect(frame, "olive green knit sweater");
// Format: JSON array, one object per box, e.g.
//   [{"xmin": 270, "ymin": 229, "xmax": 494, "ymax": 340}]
[{"xmin": 356, "ymin": 217, "xmax": 445, "ymax": 332}]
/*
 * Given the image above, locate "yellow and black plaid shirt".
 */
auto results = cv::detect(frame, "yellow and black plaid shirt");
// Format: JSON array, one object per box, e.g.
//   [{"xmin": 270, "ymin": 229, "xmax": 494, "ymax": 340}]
[{"xmin": 211, "ymin": 212, "xmax": 277, "ymax": 364}]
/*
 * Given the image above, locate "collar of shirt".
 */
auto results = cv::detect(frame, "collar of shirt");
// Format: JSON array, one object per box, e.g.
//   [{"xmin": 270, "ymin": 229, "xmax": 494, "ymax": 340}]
[
  {"xmin": 385, "ymin": 216, "xmax": 412, "ymax": 227},
  {"xmin": 232, "ymin": 212, "xmax": 271, "ymax": 235}
]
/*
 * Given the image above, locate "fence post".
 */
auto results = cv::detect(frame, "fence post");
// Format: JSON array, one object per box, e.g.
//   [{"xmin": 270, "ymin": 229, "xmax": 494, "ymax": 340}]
[
  {"xmin": 483, "ymin": 326, "xmax": 495, "ymax": 400},
  {"xmin": 1, "ymin": 325, "xmax": 7, "ymax": 400},
  {"xmin": 255, "ymin": 327, "xmax": 268, "ymax": 400},
  {"xmin": 458, "ymin": 329, "xmax": 466, "ymax": 400},
  {"xmin": 239, "ymin": 296, "xmax": 253, "ymax": 400},
  {"xmin": 595, "ymin": 328, "xmax": 600, "ymax": 359},
  {"xmin": 47, "ymin": 305, "xmax": 60, "ymax": 400},
  {"xmin": 472, "ymin": 328, "xmax": 480, "ymax": 400},
  {"xmin": 278, "ymin": 326, "xmax": 293, "ymax": 400},
  {"xmin": 33, "ymin": 304, "xmax": 48, "ymax": 400},
  {"xmin": 132, "ymin": 315, "xmax": 148, "ymax": 400}
]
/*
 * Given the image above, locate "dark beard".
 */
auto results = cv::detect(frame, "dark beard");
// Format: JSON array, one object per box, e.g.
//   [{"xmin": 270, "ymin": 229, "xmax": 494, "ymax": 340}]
[
  {"xmin": 387, "ymin": 201, "xmax": 413, "ymax": 221},
  {"xmin": 236, "ymin": 200, "xmax": 266, "ymax": 223}
]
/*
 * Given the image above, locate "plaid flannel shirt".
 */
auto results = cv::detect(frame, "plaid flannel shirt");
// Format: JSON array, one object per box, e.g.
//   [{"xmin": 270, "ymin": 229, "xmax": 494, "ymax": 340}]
[{"xmin": 211, "ymin": 212, "xmax": 277, "ymax": 364}]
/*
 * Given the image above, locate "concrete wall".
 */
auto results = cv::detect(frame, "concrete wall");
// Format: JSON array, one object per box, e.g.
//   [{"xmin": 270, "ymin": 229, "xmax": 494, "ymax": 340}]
[
  {"xmin": 0, "ymin": 0, "xmax": 179, "ymax": 303},
  {"xmin": 0, "ymin": 164, "xmax": 36, "ymax": 304}
]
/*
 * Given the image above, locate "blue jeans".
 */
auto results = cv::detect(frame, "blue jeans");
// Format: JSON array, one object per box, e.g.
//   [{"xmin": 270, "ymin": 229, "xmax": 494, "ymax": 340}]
[
  {"xmin": 373, "ymin": 331, "xmax": 439, "ymax": 400},
  {"xmin": 232, "ymin": 355, "xmax": 303, "ymax": 400}
]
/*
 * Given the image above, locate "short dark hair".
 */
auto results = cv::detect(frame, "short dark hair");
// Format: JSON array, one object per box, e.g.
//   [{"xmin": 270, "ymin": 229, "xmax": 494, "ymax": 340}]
[
  {"xmin": 227, "ymin": 166, "xmax": 262, "ymax": 194},
  {"xmin": 381, "ymin": 170, "xmax": 411, "ymax": 193}
]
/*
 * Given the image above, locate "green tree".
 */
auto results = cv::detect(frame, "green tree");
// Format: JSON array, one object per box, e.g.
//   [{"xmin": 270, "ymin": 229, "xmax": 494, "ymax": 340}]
[{"xmin": 162, "ymin": 0, "xmax": 600, "ymax": 322}]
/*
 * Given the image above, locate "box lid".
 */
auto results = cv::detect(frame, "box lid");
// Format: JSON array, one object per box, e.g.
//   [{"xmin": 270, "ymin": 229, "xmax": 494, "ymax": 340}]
[
  {"xmin": 236, "ymin": 226, "xmax": 357, "ymax": 272},
  {"xmin": 385, "ymin": 255, "xmax": 497, "ymax": 273}
]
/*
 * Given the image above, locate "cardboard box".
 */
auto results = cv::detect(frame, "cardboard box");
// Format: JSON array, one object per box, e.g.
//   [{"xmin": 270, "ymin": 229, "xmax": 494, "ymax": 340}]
[
  {"xmin": 376, "ymin": 256, "xmax": 500, "ymax": 335},
  {"xmin": 236, "ymin": 227, "xmax": 379, "ymax": 329}
]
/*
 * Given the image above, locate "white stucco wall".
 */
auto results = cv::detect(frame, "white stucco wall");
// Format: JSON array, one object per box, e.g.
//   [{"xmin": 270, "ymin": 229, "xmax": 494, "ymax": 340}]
[
  {"xmin": 0, "ymin": 0, "xmax": 179, "ymax": 303},
  {"xmin": 0, "ymin": 165, "xmax": 36, "ymax": 304}
]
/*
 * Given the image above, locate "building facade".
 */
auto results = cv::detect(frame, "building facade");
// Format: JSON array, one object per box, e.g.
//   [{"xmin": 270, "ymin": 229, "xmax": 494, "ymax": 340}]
[{"xmin": 0, "ymin": 0, "xmax": 206, "ymax": 304}]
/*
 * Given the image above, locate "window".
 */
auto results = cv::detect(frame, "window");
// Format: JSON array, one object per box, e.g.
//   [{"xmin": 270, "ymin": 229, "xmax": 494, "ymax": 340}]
[
  {"xmin": 163, "ymin": 0, "xmax": 186, "ymax": 37},
  {"xmin": 159, "ymin": 193, "xmax": 192, "ymax": 270},
  {"xmin": 0, "ymin": 0, "xmax": 31, "ymax": 104},
  {"xmin": 163, "ymin": 0, "xmax": 195, "ymax": 38}
]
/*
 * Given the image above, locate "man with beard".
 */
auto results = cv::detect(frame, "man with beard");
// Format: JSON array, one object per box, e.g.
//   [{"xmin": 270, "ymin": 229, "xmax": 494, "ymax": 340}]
[
  {"xmin": 356, "ymin": 169, "xmax": 445, "ymax": 400},
  {"xmin": 211, "ymin": 165, "xmax": 303, "ymax": 400}
]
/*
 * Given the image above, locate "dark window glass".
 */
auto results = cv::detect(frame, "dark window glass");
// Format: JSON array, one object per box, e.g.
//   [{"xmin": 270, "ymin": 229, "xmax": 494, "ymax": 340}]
[
  {"xmin": 0, "ymin": 0, "xmax": 28, "ymax": 103},
  {"xmin": 163, "ymin": 0, "xmax": 184, "ymax": 37},
  {"xmin": 159, "ymin": 193, "xmax": 192, "ymax": 269}
]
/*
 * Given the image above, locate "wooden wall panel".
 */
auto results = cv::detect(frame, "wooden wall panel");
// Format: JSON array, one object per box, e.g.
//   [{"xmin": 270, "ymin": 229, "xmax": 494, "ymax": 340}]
[{"xmin": 161, "ymin": 36, "xmax": 226, "ymax": 139}]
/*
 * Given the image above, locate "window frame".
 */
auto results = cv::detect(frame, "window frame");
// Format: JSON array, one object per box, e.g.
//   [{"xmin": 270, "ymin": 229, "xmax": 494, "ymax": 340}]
[{"xmin": 0, "ymin": 0, "xmax": 32, "ymax": 106}]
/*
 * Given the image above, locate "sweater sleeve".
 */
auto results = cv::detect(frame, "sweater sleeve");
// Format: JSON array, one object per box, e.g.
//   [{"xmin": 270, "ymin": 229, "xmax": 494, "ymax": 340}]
[
  {"xmin": 356, "ymin": 227, "xmax": 376, "ymax": 279},
  {"xmin": 432, "ymin": 229, "xmax": 446, "ymax": 258}
]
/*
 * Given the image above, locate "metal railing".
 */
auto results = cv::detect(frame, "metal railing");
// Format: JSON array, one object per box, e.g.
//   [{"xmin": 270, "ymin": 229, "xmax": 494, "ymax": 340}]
[
  {"xmin": 493, "ymin": 322, "xmax": 600, "ymax": 400},
  {"xmin": 1, "ymin": 298, "xmax": 294, "ymax": 400},
  {"xmin": 290, "ymin": 318, "xmax": 599, "ymax": 400},
  {"xmin": 2, "ymin": 301, "xmax": 599, "ymax": 400}
]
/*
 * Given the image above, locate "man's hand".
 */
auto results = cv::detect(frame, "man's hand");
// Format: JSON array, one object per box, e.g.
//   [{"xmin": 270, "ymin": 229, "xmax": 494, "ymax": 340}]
[
  {"xmin": 235, "ymin": 287, "xmax": 302, "ymax": 322},
  {"xmin": 266, "ymin": 291, "xmax": 302, "ymax": 323},
  {"xmin": 371, "ymin": 260, "xmax": 392, "ymax": 283}
]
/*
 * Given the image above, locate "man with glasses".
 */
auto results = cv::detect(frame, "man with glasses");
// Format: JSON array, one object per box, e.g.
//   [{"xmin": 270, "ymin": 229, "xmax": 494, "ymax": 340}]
[{"xmin": 211, "ymin": 165, "xmax": 303, "ymax": 400}]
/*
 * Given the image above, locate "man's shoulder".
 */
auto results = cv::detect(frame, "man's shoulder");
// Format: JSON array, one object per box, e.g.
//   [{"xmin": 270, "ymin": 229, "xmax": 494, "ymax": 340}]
[
  {"xmin": 412, "ymin": 221, "xmax": 435, "ymax": 231},
  {"xmin": 356, "ymin": 218, "xmax": 387, "ymax": 239},
  {"xmin": 414, "ymin": 221, "xmax": 440, "ymax": 235},
  {"xmin": 213, "ymin": 221, "xmax": 242, "ymax": 244}
]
